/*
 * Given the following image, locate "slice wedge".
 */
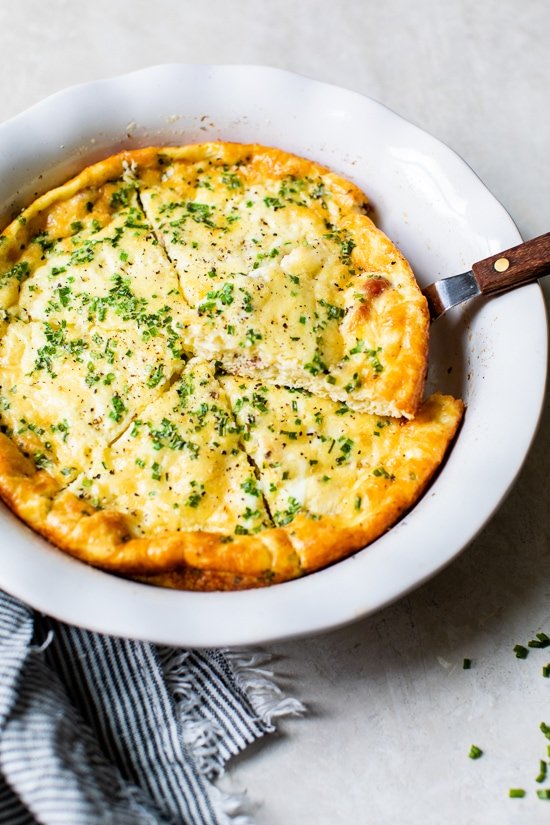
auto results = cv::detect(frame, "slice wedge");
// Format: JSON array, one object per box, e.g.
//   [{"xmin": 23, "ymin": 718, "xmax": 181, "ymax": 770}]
[{"xmin": 222, "ymin": 375, "xmax": 464, "ymax": 575}]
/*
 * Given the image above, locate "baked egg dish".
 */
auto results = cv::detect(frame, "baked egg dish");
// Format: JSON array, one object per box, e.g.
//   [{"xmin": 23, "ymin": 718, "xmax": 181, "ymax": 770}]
[{"xmin": 0, "ymin": 143, "xmax": 463, "ymax": 590}]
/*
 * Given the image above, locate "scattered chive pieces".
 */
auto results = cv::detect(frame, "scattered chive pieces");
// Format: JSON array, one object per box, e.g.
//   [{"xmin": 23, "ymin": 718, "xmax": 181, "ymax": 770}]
[
  {"xmin": 514, "ymin": 644, "xmax": 529, "ymax": 659},
  {"xmin": 543, "ymin": 664, "xmax": 550, "ymax": 678},
  {"xmin": 463, "ymin": 658, "xmax": 472, "ymax": 670},
  {"xmin": 536, "ymin": 760, "xmax": 547, "ymax": 783},
  {"xmin": 537, "ymin": 633, "xmax": 550, "ymax": 647},
  {"xmin": 537, "ymin": 789, "xmax": 550, "ymax": 800},
  {"xmin": 469, "ymin": 745, "xmax": 483, "ymax": 759},
  {"xmin": 547, "ymin": 745, "xmax": 550, "ymax": 758},
  {"xmin": 540, "ymin": 722, "xmax": 550, "ymax": 741},
  {"xmin": 509, "ymin": 789, "xmax": 526, "ymax": 798}
]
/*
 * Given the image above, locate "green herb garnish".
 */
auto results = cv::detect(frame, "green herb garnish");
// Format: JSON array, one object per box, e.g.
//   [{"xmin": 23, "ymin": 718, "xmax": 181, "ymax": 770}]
[
  {"xmin": 108, "ymin": 395, "xmax": 127, "ymax": 423},
  {"xmin": 535, "ymin": 760, "xmax": 547, "ymax": 783}
]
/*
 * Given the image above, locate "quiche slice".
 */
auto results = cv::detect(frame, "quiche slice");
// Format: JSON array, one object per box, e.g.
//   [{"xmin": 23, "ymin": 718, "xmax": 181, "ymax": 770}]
[
  {"xmin": 0, "ymin": 152, "xmax": 189, "ymax": 483},
  {"xmin": 136, "ymin": 143, "xmax": 429, "ymax": 419},
  {"xmin": 221, "ymin": 377, "xmax": 463, "ymax": 577},
  {"xmin": 2, "ymin": 163, "xmax": 188, "ymax": 369}
]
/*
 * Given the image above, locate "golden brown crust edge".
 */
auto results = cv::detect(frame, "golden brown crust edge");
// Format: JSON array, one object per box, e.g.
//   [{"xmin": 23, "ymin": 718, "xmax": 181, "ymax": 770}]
[{"xmin": 0, "ymin": 395, "xmax": 464, "ymax": 591}]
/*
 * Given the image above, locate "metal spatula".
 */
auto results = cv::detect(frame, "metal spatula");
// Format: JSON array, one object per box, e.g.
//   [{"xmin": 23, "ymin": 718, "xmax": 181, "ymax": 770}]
[{"xmin": 422, "ymin": 232, "xmax": 550, "ymax": 321}]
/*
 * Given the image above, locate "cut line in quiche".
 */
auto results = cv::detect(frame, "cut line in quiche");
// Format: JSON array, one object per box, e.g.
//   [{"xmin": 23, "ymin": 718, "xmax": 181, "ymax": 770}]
[{"xmin": 0, "ymin": 142, "xmax": 463, "ymax": 591}]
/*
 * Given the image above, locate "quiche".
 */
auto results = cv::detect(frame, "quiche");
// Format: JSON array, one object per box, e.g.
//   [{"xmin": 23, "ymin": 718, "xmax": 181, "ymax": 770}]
[{"xmin": 0, "ymin": 143, "xmax": 463, "ymax": 590}]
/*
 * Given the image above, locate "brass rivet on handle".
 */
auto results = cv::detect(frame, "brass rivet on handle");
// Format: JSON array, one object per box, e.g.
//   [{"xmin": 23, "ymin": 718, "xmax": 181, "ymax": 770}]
[{"xmin": 494, "ymin": 257, "xmax": 510, "ymax": 272}]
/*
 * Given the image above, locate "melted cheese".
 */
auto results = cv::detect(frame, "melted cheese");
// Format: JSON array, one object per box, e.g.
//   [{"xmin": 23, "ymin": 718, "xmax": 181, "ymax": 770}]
[
  {"xmin": 69, "ymin": 359, "xmax": 271, "ymax": 536},
  {"xmin": 19, "ymin": 192, "xmax": 188, "ymax": 330},
  {"xmin": 0, "ymin": 319, "xmax": 181, "ymax": 481}
]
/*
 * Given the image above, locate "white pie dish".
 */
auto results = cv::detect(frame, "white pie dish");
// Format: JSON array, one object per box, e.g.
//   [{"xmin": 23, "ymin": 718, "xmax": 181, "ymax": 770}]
[{"xmin": 0, "ymin": 64, "xmax": 546, "ymax": 648}]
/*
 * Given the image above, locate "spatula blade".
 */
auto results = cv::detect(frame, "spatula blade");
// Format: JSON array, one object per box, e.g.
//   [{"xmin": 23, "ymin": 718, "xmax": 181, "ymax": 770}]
[{"xmin": 423, "ymin": 270, "xmax": 480, "ymax": 321}]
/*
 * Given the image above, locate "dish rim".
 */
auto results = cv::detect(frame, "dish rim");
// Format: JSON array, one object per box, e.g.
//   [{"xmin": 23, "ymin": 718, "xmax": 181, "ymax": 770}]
[{"xmin": 0, "ymin": 63, "xmax": 546, "ymax": 648}]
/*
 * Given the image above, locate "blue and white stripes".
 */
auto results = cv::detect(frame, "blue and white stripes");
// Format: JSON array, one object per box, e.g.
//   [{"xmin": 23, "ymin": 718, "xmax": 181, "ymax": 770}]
[{"xmin": 0, "ymin": 591, "xmax": 304, "ymax": 825}]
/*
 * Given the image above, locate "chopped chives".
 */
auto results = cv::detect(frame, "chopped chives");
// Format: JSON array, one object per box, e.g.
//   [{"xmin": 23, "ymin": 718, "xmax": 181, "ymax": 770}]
[
  {"xmin": 463, "ymin": 658, "xmax": 472, "ymax": 670},
  {"xmin": 543, "ymin": 664, "xmax": 550, "ymax": 678},
  {"xmin": 528, "ymin": 633, "xmax": 550, "ymax": 649},
  {"xmin": 469, "ymin": 745, "xmax": 483, "ymax": 759},
  {"xmin": 536, "ymin": 760, "xmax": 547, "ymax": 783},
  {"xmin": 514, "ymin": 644, "xmax": 528, "ymax": 659},
  {"xmin": 540, "ymin": 722, "xmax": 550, "ymax": 741},
  {"xmin": 509, "ymin": 789, "xmax": 526, "ymax": 798},
  {"xmin": 537, "ymin": 789, "xmax": 550, "ymax": 800}
]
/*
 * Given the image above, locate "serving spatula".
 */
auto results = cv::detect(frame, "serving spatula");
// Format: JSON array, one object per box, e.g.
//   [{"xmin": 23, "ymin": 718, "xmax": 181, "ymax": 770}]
[{"xmin": 423, "ymin": 232, "xmax": 550, "ymax": 321}]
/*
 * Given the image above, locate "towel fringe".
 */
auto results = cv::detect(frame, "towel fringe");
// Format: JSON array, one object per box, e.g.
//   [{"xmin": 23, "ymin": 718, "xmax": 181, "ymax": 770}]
[
  {"xmin": 161, "ymin": 647, "xmax": 305, "ymax": 825},
  {"xmin": 222, "ymin": 649, "xmax": 306, "ymax": 728},
  {"xmin": 161, "ymin": 650, "xmax": 225, "ymax": 779},
  {"xmin": 208, "ymin": 784, "xmax": 256, "ymax": 825},
  {"xmin": 29, "ymin": 628, "xmax": 55, "ymax": 653}
]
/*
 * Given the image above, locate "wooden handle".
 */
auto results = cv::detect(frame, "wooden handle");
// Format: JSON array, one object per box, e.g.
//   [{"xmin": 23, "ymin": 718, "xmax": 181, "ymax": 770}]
[{"xmin": 472, "ymin": 232, "xmax": 550, "ymax": 295}]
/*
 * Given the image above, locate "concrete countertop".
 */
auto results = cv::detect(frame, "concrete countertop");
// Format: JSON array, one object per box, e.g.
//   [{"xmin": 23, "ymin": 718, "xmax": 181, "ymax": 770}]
[{"xmin": 1, "ymin": 1, "xmax": 548, "ymax": 822}]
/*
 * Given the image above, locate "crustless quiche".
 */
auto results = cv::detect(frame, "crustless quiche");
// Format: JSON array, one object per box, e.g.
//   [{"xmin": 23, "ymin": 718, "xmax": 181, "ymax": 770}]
[{"xmin": 0, "ymin": 143, "xmax": 463, "ymax": 590}]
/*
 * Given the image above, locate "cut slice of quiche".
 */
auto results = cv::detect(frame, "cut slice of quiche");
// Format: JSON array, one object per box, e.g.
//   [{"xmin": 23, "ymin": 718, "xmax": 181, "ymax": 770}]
[
  {"xmin": 0, "ymin": 152, "xmax": 190, "ymax": 483},
  {"xmin": 222, "ymin": 376, "xmax": 463, "ymax": 576},
  {"xmin": 136, "ymin": 143, "xmax": 429, "ymax": 419},
  {"xmin": 4, "ymin": 163, "xmax": 189, "ymax": 367}
]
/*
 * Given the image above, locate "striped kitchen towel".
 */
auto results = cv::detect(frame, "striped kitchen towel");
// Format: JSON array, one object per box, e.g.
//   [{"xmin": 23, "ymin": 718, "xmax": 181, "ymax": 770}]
[{"xmin": 0, "ymin": 590, "xmax": 304, "ymax": 825}]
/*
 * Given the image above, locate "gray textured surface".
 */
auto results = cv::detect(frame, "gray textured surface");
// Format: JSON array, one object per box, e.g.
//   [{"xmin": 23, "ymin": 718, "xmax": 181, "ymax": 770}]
[{"xmin": 0, "ymin": 1, "xmax": 549, "ymax": 823}]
